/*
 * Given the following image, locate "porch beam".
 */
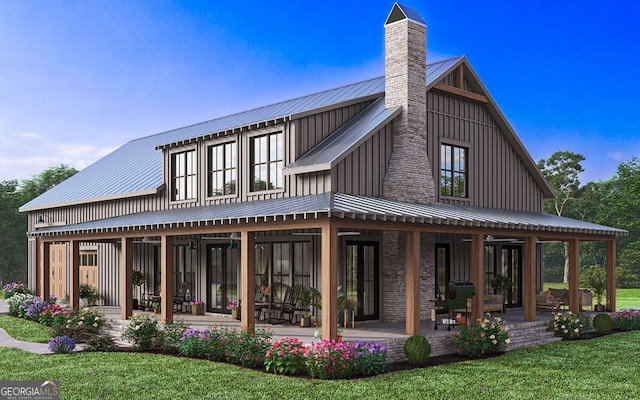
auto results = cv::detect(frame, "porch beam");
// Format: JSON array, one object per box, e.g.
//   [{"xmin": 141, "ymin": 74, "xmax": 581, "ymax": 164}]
[
  {"xmin": 568, "ymin": 239, "xmax": 580, "ymax": 312},
  {"xmin": 523, "ymin": 236, "xmax": 537, "ymax": 321},
  {"xmin": 36, "ymin": 238, "xmax": 50, "ymax": 300},
  {"xmin": 321, "ymin": 221, "xmax": 338, "ymax": 340},
  {"xmin": 240, "ymin": 230, "xmax": 256, "ymax": 331},
  {"xmin": 161, "ymin": 235, "xmax": 174, "ymax": 323},
  {"xmin": 405, "ymin": 231, "xmax": 421, "ymax": 335},
  {"xmin": 606, "ymin": 240, "xmax": 616, "ymax": 311},
  {"xmin": 121, "ymin": 237, "xmax": 133, "ymax": 320},
  {"xmin": 69, "ymin": 240, "xmax": 80, "ymax": 309},
  {"xmin": 470, "ymin": 233, "xmax": 484, "ymax": 321}
]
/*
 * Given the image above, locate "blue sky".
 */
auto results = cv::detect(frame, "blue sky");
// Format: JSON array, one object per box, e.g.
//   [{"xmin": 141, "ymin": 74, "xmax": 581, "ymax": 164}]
[{"xmin": 1, "ymin": 1, "xmax": 638, "ymax": 183}]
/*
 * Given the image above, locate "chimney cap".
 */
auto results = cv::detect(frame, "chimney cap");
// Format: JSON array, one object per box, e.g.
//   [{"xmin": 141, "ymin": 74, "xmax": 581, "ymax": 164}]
[{"xmin": 385, "ymin": 3, "xmax": 426, "ymax": 27}]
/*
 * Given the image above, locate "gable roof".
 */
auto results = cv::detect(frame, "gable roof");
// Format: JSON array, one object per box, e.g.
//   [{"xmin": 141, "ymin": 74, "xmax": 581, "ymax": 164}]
[
  {"xmin": 32, "ymin": 192, "xmax": 626, "ymax": 238},
  {"xmin": 20, "ymin": 58, "xmax": 462, "ymax": 212}
]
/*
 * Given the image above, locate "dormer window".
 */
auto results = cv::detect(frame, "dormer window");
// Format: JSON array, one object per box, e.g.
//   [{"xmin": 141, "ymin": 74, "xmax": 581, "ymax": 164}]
[
  {"xmin": 171, "ymin": 149, "xmax": 197, "ymax": 201},
  {"xmin": 440, "ymin": 143, "xmax": 467, "ymax": 198},
  {"xmin": 251, "ymin": 132, "xmax": 283, "ymax": 191},
  {"xmin": 208, "ymin": 141, "xmax": 237, "ymax": 197}
]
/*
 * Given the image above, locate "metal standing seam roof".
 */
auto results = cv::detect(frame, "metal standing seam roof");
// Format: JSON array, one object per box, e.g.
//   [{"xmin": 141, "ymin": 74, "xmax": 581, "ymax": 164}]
[
  {"xmin": 32, "ymin": 192, "xmax": 627, "ymax": 238},
  {"xmin": 20, "ymin": 57, "xmax": 463, "ymax": 212}
]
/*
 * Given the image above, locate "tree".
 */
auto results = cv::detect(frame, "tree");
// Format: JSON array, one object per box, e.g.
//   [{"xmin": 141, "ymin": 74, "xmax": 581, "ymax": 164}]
[
  {"xmin": 19, "ymin": 164, "xmax": 78, "ymax": 201},
  {"xmin": 538, "ymin": 151, "xmax": 585, "ymax": 283}
]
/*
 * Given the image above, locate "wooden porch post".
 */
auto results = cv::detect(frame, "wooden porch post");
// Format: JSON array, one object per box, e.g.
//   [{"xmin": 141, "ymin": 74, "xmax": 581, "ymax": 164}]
[
  {"xmin": 69, "ymin": 240, "xmax": 80, "ymax": 309},
  {"xmin": 121, "ymin": 237, "xmax": 133, "ymax": 320},
  {"xmin": 36, "ymin": 238, "xmax": 50, "ymax": 300},
  {"xmin": 406, "ymin": 230, "xmax": 421, "ymax": 335},
  {"xmin": 606, "ymin": 239, "xmax": 617, "ymax": 311},
  {"xmin": 470, "ymin": 233, "xmax": 484, "ymax": 321},
  {"xmin": 321, "ymin": 221, "xmax": 338, "ymax": 340},
  {"xmin": 523, "ymin": 237, "xmax": 537, "ymax": 321},
  {"xmin": 240, "ymin": 230, "xmax": 256, "ymax": 331},
  {"xmin": 161, "ymin": 235, "xmax": 174, "ymax": 323},
  {"xmin": 568, "ymin": 239, "xmax": 580, "ymax": 312}
]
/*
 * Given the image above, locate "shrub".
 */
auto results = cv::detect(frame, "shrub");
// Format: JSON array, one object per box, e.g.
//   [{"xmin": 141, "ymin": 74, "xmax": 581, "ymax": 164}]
[
  {"xmin": 2, "ymin": 282, "xmax": 29, "ymax": 299},
  {"xmin": 48, "ymin": 336, "xmax": 76, "ymax": 354},
  {"xmin": 52, "ymin": 308, "xmax": 107, "ymax": 342},
  {"xmin": 551, "ymin": 311, "xmax": 591, "ymax": 340},
  {"xmin": 161, "ymin": 319, "xmax": 191, "ymax": 353},
  {"xmin": 593, "ymin": 313, "xmax": 614, "ymax": 335},
  {"xmin": 85, "ymin": 335, "xmax": 117, "ymax": 352},
  {"xmin": 265, "ymin": 338, "xmax": 307, "ymax": 375},
  {"xmin": 615, "ymin": 309, "xmax": 640, "ymax": 331},
  {"xmin": 120, "ymin": 313, "xmax": 161, "ymax": 350},
  {"xmin": 303, "ymin": 339, "xmax": 359, "ymax": 379},
  {"xmin": 452, "ymin": 315, "xmax": 510, "ymax": 357},
  {"xmin": 221, "ymin": 327, "xmax": 272, "ymax": 367},
  {"xmin": 79, "ymin": 283, "xmax": 100, "ymax": 305},
  {"xmin": 25, "ymin": 300, "xmax": 48, "ymax": 321},
  {"xmin": 353, "ymin": 341, "xmax": 389, "ymax": 376},
  {"xmin": 403, "ymin": 335, "xmax": 431, "ymax": 365},
  {"xmin": 179, "ymin": 328, "xmax": 223, "ymax": 360},
  {"xmin": 6, "ymin": 293, "xmax": 36, "ymax": 317},
  {"xmin": 39, "ymin": 304, "xmax": 69, "ymax": 327}
]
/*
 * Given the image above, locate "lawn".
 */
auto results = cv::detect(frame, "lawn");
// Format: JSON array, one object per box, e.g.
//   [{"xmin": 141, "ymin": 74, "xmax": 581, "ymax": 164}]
[
  {"xmin": 0, "ymin": 314, "xmax": 52, "ymax": 343},
  {"xmin": 544, "ymin": 283, "xmax": 640, "ymax": 310},
  {"xmin": 0, "ymin": 330, "xmax": 639, "ymax": 399}
]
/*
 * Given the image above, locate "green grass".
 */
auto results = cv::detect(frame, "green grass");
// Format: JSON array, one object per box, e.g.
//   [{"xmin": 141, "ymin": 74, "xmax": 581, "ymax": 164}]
[
  {"xmin": 544, "ymin": 283, "xmax": 640, "ymax": 310},
  {"xmin": 0, "ymin": 314, "xmax": 52, "ymax": 343},
  {"xmin": 0, "ymin": 331, "xmax": 639, "ymax": 399}
]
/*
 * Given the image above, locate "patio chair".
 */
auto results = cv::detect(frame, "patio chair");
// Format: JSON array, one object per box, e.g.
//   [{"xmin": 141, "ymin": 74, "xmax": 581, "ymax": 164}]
[
  {"xmin": 269, "ymin": 286, "xmax": 298, "ymax": 324},
  {"xmin": 173, "ymin": 283, "xmax": 190, "ymax": 313}
]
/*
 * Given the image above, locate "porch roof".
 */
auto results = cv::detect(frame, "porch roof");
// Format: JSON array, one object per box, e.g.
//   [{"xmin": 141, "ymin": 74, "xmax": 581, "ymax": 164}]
[{"xmin": 32, "ymin": 192, "xmax": 627, "ymax": 238}]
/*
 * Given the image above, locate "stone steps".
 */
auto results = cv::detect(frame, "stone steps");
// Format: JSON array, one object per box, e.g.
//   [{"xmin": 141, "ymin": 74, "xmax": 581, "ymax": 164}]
[{"xmin": 506, "ymin": 321, "xmax": 562, "ymax": 350}]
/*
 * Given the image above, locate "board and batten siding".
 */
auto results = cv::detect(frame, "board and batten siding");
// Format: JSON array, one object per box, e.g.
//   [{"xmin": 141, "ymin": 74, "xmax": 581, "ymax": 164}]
[{"xmin": 426, "ymin": 90, "xmax": 544, "ymax": 212}]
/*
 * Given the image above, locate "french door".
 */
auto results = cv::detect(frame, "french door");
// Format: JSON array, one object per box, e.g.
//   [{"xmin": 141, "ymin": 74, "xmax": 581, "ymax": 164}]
[
  {"xmin": 501, "ymin": 246, "xmax": 522, "ymax": 308},
  {"xmin": 345, "ymin": 241, "xmax": 379, "ymax": 321},
  {"xmin": 207, "ymin": 244, "xmax": 239, "ymax": 313}
]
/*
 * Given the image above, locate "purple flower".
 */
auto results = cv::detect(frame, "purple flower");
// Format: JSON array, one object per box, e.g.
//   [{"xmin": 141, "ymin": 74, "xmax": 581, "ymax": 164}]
[{"xmin": 48, "ymin": 336, "xmax": 77, "ymax": 354}]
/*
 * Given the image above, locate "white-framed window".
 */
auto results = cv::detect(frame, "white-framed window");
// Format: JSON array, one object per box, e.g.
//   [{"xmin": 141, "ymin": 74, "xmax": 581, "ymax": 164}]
[
  {"xmin": 250, "ymin": 131, "xmax": 283, "ymax": 191},
  {"xmin": 208, "ymin": 141, "xmax": 237, "ymax": 197},
  {"xmin": 171, "ymin": 149, "xmax": 197, "ymax": 201}
]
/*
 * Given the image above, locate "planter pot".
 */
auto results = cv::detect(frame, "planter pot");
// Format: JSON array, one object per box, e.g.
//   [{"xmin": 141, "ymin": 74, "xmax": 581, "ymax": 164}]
[
  {"xmin": 231, "ymin": 308, "xmax": 240, "ymax": 320},
  {"xmin": 313, "ymin": 321, "xmax": 319, "ymax": 327},
  {"xmin": 594, "ymin": 304, "xmax": 605, "ymax": 312},
  {"xmin": 133, "ymin": 299, "xmax": 139, "ymax": 310},
  {"xmin": 344, "ymin": 309, "xmax": 354, "ymax": 329},
  {"xmin": 337, "ymin": 335, "xmax": 343, "ymax": 342},
  {"xmin": 192, "ymin": 306, "xmax": 204, "ymax": 315},
  {"xmin": 79, "ymin": 298, "xmax": 88, "ymax": 308},
  {"xmin": 300, "ymin": 317, "xmax": 311, "ymax": 327}
]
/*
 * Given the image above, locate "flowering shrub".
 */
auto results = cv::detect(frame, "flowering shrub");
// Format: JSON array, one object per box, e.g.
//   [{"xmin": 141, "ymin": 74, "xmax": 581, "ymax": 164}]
[
  {"xmin": 353, "ymin": 341, "xmax": 389, "ymax": 376},
  {"xmin": 616, "ymin": 309, "xmax": 640, "ymax": 331},
  {"xmin": 265, "ymin": 338, "xmax": 307, "ymax": 375},
  {"xmin": 52, "ymin": 308, "xmax": 107, "ymax": 342},
  {"xmin": 161, "ymin": 319, "xmax": 191, "ymax": 353},
  {"xmin": 39, "ymin": 304, "xmax": 69, "ymax": 326},
  {"xmin": 221, "ymin": 327, "xmax": 272, "ymax": 367},
  {"xmin": 6, "ymin": 293, "xmax": 36, "ymax": 317},
  {"xmin": 551, "ymin": 311, "xmax": 591, "ymax": 340},
  {"xmin": 452, "ymin": 315, "xmax": 511, "ymax": 357},
  {"xmin": 303, "ymin": 339, "xmax": 359, "ymax": 379},
  {"xmin": 85, "ymin": 335, "xmax": 116, "ymax": 352},
  {"xmin": 48, "ymin": 336, "xmax": 76, "ymax": 354},
  {"xmin": 120, "ymin": 313, "xmax": 161, "ymax": 350},
  {"xmin": 2, "ymin": 282, "xmax": 29, "ymax": 299},
  {"xmin": 227, "ymin": 300, "xmax": 239, "ymax": 309},
  {"xmin": 179, "ymin": 327, "xmax": 223, "ymax": 360}
]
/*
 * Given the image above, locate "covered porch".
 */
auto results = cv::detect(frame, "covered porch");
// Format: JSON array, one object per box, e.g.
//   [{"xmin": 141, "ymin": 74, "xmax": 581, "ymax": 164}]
[{"xmin": 32, "ymin": 193, "xmax": 626, "ymax": 342}]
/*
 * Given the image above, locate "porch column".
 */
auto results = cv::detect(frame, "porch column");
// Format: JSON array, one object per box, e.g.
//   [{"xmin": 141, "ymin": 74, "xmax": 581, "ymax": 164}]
[
  {"xmin": 240, "ymin": 230, "xmax": 256, "ymax": 331},
  {"xmin": 470, "ymin": 233, "xmax": 484, "ymax": 321},
  {"xmin": 69, "ymin": 240, "xmax": 80, "ymax": 309},
  {"xmin": 161, "ymin": 235, "xmax": 174, "ymax": 323},
  {"xmin": 36, "ymin": 238, "xmax": 50, "ymax": 300},
  {"xmin": 523, "ymin": 237, "xmax": 537, "ymax": 321},
  {"xmin": 405, "ymin": 230, "xmax": 421, "ymax": 335},
  {"xmin": 606, "ymin": 239, "xmax": 617, "ymax": 311},
  {"xmin": 321, "ymin": 221, "xmax": 338, "ymax": 340},
  {"xmin": 568, "ymin": 239, "xmax": 580, "ymax": 312},
  {"xmin": 121, "ymin": 237, "xmax": 133, "ymax": 320}
]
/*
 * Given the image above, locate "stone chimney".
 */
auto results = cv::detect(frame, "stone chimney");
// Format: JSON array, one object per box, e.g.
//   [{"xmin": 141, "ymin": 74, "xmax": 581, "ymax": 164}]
[{"xmin": 382, "ymin": 3, "xmax": 435, "ymax": 204}]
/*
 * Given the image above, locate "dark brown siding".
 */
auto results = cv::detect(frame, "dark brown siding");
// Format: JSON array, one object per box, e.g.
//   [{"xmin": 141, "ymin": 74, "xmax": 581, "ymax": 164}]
[{"xmin": 426, "ymin": 90, "xmax": 544, "ymax": 212}]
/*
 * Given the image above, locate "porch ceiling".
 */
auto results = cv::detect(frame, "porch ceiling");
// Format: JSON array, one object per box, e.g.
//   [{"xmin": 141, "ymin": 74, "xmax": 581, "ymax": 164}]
[{"xmin": 31, "ymin": 192, "xmax": 627, "ymax": 239}]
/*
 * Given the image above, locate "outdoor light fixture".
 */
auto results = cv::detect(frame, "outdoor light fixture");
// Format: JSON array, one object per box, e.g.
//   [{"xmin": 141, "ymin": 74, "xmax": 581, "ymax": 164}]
[
  {"xmin": 37, "ymin": 216, "xmax": 45, "ymax": 224},
  {"xmin": 229, "ymin": 232, "xmax": 239, "ymax": 249},
  {"xmin": 187, "ymin": 240, "xmax": 196, "ymax": 251}
]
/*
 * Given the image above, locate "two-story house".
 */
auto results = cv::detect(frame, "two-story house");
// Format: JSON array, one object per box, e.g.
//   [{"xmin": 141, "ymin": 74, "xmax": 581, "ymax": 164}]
[{"xmin": 20, "ymin": 3, "xmax": 625, "ymax": 339}]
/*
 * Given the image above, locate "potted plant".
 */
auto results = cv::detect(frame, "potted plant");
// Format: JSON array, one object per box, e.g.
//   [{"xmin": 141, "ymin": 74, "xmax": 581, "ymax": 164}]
[
  {"xmin": 295, "ymin": 285, "xmax": 312, "ymax": 327},
  {"xmin": 190, "ymin": 300, "xmax": 204, "ymax": 315},
  {"xmin": 228, "ymin": 300, "xmax": 240, "ymax": 319},
  {"xmin": 343, "ymin": 297, "xmax": 357, "ymax": 329},
  {"xmin": 153, "ymin": 301, "xmax": 160, "ymax": 314},
  {"xmin": 581, "ymin": 265, "xmax": 606, "ymax": 311},
  {"xmin": 337, "ymin": 324, "xmax": 343, "ymax": 342},
  {"xmin": 490, "ymin": 275, "xmax": 510, "ymax": 312},
  {"xmin": 309, "ymin": 286, "xmax": 345, "ymax": 325},
  {"xmin": 132, "ymin": 270, "xmax": 145, "ymax": 310},
  {"xmin": 79, "ymin": 283, "xmax": 100, "ymax": 307}
]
